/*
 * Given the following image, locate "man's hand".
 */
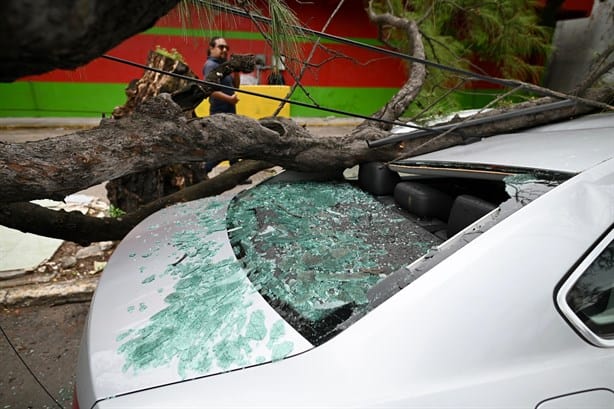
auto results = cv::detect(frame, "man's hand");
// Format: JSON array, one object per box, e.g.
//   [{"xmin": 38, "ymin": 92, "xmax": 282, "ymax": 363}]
[
  {"xmin": 210, "ymin": 91, "xmax": 239, "ymax": 105},
  {"xmin": 228, "ymin": 93, "xmax": 239, "ymax": 105}
]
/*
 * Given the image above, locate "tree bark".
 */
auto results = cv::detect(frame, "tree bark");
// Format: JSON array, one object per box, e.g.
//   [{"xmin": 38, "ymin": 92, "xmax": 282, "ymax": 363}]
[
  {"xmin": 363, "ymin": 7, "xmax": 427, "ymax": 130},
  {"xmin": 106, "ymin": 50, "xmax": 205, "ymax": 212},
  {"xmin": 0, "ymin": 0, "xmax": 180, "ymax": 81},
  {"xmin": 0, "ymin": 160, "xmax": 271, "ymax": 244},
  {"xmin": 3, "ymin": 84, "xmax": 612, "ymax": 206}
]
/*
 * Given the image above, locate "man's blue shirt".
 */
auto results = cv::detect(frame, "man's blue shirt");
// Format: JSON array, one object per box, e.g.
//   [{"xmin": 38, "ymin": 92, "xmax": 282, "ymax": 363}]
[{"xmin": 203, "ymin": 56, "xmax": 236, "ymax": 114}]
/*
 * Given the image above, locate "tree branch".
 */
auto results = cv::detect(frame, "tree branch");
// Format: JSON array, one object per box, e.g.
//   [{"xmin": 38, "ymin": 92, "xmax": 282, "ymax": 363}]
[
  {"xmin": 4, "ymin": 82, "xmax": 614, "ymax": 207},
  {"xmin": 1, "ymin": 0, "xmax": 180, "ymax": 81},
  {"xmin": 362, "ymin": 3, "xmax": 427, "ymax": 130},
  {"xmin": 0, "ymin": 160, "xmax": 272, "ymax": 244},
  {"xmin": 0, "ymin": 94, "xmax": 398, "ymax": 204},
  {"xmin": 573, "ymin": 42, "xmax": 614, "ymax": 95}
]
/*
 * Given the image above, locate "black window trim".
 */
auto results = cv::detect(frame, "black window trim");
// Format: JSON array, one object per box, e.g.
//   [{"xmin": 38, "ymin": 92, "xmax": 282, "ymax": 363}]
[{"xmin": 556, "ymin": 227, "xmax": 614, "ymax": 348}]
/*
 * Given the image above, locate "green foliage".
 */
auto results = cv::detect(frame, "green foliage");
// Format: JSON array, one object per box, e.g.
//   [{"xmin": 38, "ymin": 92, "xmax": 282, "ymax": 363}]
[
  {"xmin": 178, "ymin": 0, "xmax": 216, "ymax": 38},
  {"xmin": 266, "ymin": 0, "xmax": 302, "ymax": 73},
  {"xmin": 371, "ymin": 0, "xmax": 553, "ymax": 116},
  {"xmin": 109, "ymin": 205, "xmax": 126, "ymax": 218}
]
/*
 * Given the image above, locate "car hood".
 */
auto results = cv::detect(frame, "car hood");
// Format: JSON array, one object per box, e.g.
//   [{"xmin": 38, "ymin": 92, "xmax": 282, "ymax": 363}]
[{"xmin": 78, "ymin": 196, "xmax": 312, "ymax": 405}]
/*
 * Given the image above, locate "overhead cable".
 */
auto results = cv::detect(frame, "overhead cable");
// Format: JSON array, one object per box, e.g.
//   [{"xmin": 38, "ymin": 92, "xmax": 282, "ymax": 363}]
[
  {"xmin": 101, "ymin": 54, "xmax": 433, "ymax": 132},
  {"xmin": 199, "ymin": 1, "xmax": 537, "ymax": 93},
  {"xmin": 368, "ymin": 99, "xmax": 577, "ymax": 147}
]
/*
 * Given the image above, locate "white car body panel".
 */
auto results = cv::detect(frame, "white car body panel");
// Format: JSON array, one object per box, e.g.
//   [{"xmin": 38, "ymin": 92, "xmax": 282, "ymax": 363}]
[
  {"xmin": 77, "ymin": 198, "xmax": 311, "ymax": 408},
  {"xmin": 77, "ymin": 113, "xmax": 614, "ymax": 408},
  {"xmin": 94, "ymin": 131, "xmax": 614, "ymax": 407},
  {"xmin": 391, "ymin": 109, "xmax": 494, "ymax": 134},
  {"xmin": 409, "ymin": 113, "xmax": 614, "ymax": 173}
]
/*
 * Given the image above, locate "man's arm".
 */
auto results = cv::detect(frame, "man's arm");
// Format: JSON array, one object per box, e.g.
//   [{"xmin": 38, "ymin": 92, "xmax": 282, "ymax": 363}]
[{"xmin": 211, "ymin": 90, "xmax": 238, "ymax": 104}]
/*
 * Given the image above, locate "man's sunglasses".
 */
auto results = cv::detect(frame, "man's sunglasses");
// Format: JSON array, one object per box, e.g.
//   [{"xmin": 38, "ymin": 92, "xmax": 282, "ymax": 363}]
[{"xmin": 216, "ymin": 44, "xmax": 229, "ymax": 50}]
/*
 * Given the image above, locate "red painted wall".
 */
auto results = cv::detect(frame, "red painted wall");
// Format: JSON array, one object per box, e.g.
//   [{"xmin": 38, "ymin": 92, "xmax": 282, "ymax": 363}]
[
  {"xmin": 22, "ymin": 0, "xmax": 594, "ymax": 87},
  {"xmin": 22, "ymin": 1, "xmax": 408, "ymax": 89}
]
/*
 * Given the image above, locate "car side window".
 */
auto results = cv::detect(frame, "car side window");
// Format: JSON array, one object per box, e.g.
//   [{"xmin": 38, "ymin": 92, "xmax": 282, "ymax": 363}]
[{"xmin": 559, "ymin": 230, "xmax": 614, "ymax": 346}]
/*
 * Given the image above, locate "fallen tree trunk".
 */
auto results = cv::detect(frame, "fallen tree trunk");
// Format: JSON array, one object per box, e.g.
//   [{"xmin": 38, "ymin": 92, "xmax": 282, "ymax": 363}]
[
  {"xmin": 1, "ymin": 86, "xmax": 612, "ymax": 244},
  {"xmin": 0, "ymin": 0, "xmax": 180, "ymax": 81},
  {"xmin": 2, "ymin": 86, "xmax": 612, "ymax": 205}
]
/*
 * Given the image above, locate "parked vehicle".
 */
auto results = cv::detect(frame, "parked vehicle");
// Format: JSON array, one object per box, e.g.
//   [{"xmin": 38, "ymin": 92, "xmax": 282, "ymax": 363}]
[{"xmin": 74, "ymin": 113, "xmax": 614, "ymax": 408}]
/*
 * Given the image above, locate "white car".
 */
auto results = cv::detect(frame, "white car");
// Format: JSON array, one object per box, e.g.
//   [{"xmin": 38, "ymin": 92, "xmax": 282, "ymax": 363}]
[
  {"xmin": 389, "ymin": 108, "xmax": 494, "ymax": 134},
  {"xmin": 74, "ymin": 113, "xmax": 614, "ymax": 408}
]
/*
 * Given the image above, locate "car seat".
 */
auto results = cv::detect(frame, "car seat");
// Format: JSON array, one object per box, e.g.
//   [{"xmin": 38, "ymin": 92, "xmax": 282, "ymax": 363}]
[
  {"xmin": 358, "ymin": 162, "xmax": 400, "ymax": 196},
  {"xmin": 393, "ymin": 182, "xmax": 453, "ymax": 221},
  {"xmin": 447, "ymin": 194, "xmax": 497, "ymax": 237}
]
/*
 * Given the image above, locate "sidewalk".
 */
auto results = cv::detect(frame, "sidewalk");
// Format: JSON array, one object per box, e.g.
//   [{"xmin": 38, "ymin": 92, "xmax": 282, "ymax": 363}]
[
  {"xmin": 0, "ymin": 116, "xmax": 362, "ymax": 129},
  {"xmin": 0, "ymin": 117, "xmax": 102, "ymax": 129}
]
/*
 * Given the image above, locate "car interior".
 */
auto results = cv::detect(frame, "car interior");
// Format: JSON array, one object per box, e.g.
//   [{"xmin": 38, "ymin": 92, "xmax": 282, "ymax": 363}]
[
  {"xmin": 228, "ymin": 163, "xmax": 564, "ymax": 345},
  {"xmin": 357, "ymin": 161, "xmax": 508, "ymax": 241}
]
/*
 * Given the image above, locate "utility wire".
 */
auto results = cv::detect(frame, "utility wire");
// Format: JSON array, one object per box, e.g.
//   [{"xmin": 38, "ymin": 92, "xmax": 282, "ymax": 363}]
[
  {"xmin": 0, "ymin": 323, "xmax": 65, "ymax": 409},
  {"xmin": 102, "ymin": 55, "xmax": 600, "ymax": 149}
]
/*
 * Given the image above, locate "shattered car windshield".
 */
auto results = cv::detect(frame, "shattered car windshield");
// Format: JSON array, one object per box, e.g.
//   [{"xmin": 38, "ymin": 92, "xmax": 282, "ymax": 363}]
[{"xmin": 227, "ymin": 174, "xmax": 563, "ymax": 345}]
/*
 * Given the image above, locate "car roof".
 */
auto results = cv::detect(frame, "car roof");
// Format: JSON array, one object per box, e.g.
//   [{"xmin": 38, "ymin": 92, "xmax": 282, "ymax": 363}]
[{"xmin": 394, "ymin": 113, "xmax": 614, "ymax": 174}]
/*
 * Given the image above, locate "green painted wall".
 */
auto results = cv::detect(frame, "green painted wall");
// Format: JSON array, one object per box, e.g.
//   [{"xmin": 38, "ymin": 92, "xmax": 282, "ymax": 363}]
[
  {"xmin": 290, "ymin": 87, "xmax": 505, "ymax": 118},
  {"xmin": 0, "ymin": 82, "xmax": 126, "ymax": 117},
  {"xmin": 1, "ymin": 82, "xmax": 402, "ymax": 118},
  {"xmin": 289, "ymin": 87, "xmax": 399, "ymax": 117},
  {"xmin": 0, "ymin": 81, "xmax": 503, "ymax": 118}
]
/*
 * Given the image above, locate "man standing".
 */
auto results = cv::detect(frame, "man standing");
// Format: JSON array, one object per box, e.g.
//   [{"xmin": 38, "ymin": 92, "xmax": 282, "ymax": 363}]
[
  {"xmin": 203, "ymin": 36, "xmax": 240, "ymax": 114},
  {"xmin": 202, "ymin": 37, "xmax": 249, "ymax": 181}
]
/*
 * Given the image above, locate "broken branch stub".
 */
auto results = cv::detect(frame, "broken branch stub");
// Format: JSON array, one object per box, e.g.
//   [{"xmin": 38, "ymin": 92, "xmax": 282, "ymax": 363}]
[{"xmin": 112, "ymin": 50, "xmax": 198, "ymax": 119}]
